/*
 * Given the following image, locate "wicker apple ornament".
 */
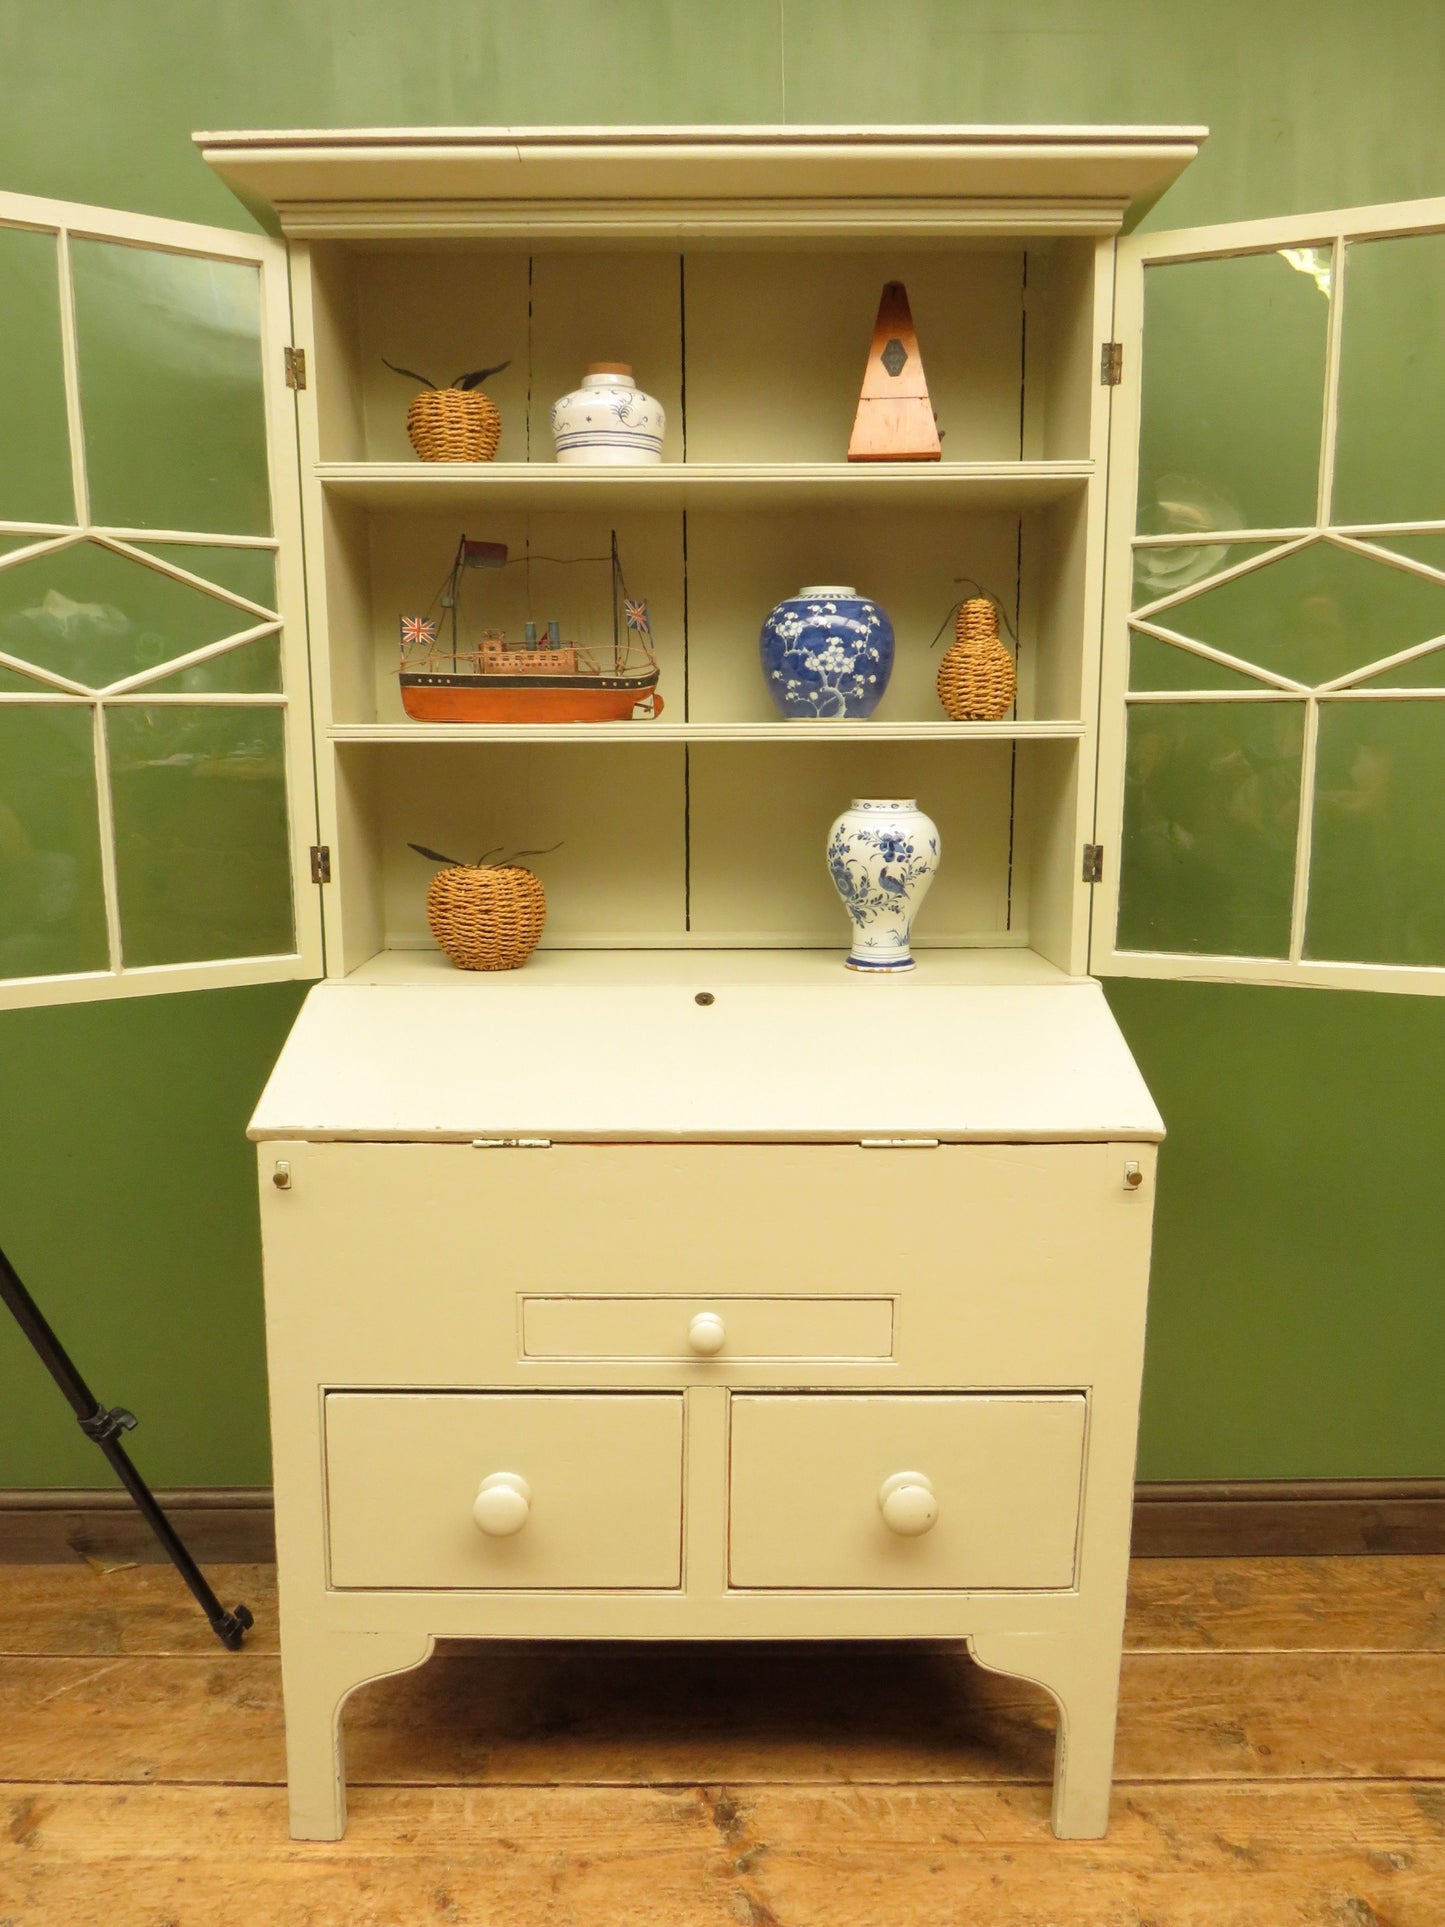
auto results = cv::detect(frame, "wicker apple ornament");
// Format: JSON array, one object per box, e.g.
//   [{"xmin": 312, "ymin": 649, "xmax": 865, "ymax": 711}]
[
  {"xmin": 409, "ymin": 841, "xmax": 558, "ymax": 970},
  {"xmin": 936, "ymin": 594, "xmax": 1017, "ymax": 722},
  {"xmin": 383, "ymin": 358, "xmax": 510, "ymax": 462}
]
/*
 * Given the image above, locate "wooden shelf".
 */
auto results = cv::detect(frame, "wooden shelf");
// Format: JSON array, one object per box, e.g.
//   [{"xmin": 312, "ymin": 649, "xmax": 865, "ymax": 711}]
[
  {"xmin": 329, "ymin": 720, "xmax": 1087, "ymax": 745},
  {"xmin": 343, "ymin": 944, "xmax": 1079, "ymax": 989},
  {"xmin": 317, "ymin": 461, "xmax": 1092, "ymax": 514}
]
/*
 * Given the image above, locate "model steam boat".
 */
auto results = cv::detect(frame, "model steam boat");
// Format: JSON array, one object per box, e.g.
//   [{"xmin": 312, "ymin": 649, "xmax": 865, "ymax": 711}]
[{"xmin": 398, "ymin": 533, "xmax": 663, "ymax": 724}]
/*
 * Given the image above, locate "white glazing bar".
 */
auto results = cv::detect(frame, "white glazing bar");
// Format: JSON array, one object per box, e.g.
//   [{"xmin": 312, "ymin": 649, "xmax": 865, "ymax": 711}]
[
  {"xmin": 100, "ymin": 619, "xmax": 285, "ymax": 695},
  {"xmin": 1129, "ymin": 617, "xmax": 1308, "ymax": 690},
  {"xmin": 97, "ymin": 535, "xmax": 281, "ymax": 618},
  {"xmin": 1125, "ymin": 688, "xmax": 1301, "ymax": 704},
  {"xmin": 0, "ymin": 648, "xmax": 93, "ymax": 696},
  {"xmin": 1316, "ymin": 686, "xmax": 1445, "ymax": 701},
  {"xmin": 1287, "ymin": 695, "xmax": 1321, "ymax": 964},
  {"xmin": 89, "ymin": 701, "xmax": 123, "ymax": 975},
  {"xmin": 1333, "ymin": 520, "xmax": 1445, "ymax": 538},
  {"xmin": 1315, "ymin": 236, "xmax": 1347, "ymax": 530},
  {"xmin": 1315, "ymin": 630, "xmax": 1445, "ymax": 690},
  {"xmin": 0, "ymin": 535, "xmax": 81, "ymax": 570},
  {"xmin": 1130, "ymin": 533, "xmax": 1314, "ymax": 623},
  {"xmin": 54, "ymin": 229, "xmax": 90, "ymax": 531},
  {"xmin": 1325, "ymin": 533, "xmax": 1445, "ymax": 584},
  {"xmin": 1132, "ymin": 527, "xmax": 1312, "ymax": 546},
  {"xmin": 103, "ymin": 691, "xmax": 288, "ymax": 706},
  {"xmin": 95, "ymin": 527, "xmax": 281, "ymax": 548},
  {"xmin": 1099, "ymin": 945, "xmax": 1445, "ymax": 997}
]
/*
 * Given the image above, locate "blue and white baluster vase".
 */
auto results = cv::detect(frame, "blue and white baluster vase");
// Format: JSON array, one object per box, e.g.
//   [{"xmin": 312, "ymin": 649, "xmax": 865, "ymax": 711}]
[{"xmin": 825, "ymin": 798, "xmax": 941, "ymax": 972}]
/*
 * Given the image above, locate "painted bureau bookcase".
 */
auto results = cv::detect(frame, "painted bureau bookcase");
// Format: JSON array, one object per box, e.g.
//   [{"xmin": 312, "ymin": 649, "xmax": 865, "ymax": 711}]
[
  {"xmin": 9, "ymin": 124, "xmax": 1280, "ymax": 1840},
  {"xmin": 206, "ymin": 124, "xmax": 1191, "ymax": 1842},
  {"xmin": 6, "ymin": 119, "xmax": 1442, "ymax": 1837}
]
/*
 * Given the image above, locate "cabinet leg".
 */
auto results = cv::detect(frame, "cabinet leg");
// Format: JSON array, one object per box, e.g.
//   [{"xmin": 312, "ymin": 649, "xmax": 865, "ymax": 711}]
[
  {"xmin": 280, "ymin": 1626, "xmax": 435, "ymax": 1840},
  {"xmin": 967, "ymin": 1629, "xmax": 1122, "ymax": 1840}
]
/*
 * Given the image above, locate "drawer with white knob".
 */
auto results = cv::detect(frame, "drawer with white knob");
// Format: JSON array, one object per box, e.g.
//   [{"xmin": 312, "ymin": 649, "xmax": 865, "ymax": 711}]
[
  {"xmin": 324, "ymin": 1392, "xmax": 684, "ymax": 1590},
  {"xmin": 520, "ymin": 1295, "xmax": 894, "ymax": 1362},
  {"xmin": 727, "ymin": 1393, "xmax": 1086, "ymax": 1590}
]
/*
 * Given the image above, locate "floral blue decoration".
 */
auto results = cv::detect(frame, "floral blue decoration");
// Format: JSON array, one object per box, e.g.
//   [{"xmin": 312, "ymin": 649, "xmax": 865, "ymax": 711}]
[{"xmin": 760, "ymin": 586, "xmax": 895, "ymax": 720}]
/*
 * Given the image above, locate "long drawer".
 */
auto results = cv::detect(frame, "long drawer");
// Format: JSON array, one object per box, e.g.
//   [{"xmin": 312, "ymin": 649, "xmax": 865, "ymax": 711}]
[
  {"xmin": 728, "ymin": 1393, "xmax": 1086, "ymax": 1590},
  {"xmin": 325, "ymin": 1392, "xmax": 684, "ymax": 1590},
  {"xmin": 521, "ymin": 1295, "xmax": 894, "ymax": 1360}
]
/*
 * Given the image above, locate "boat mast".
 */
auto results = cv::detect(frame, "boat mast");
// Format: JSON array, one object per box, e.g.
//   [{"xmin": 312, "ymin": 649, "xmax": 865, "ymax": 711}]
[
  {"xmin": 611, "ymin": 529, "xmax": 622, "ymax": 672},
  {"xmin": 447, "ymin": 536, "xmax": 464, "ymax": 666}
]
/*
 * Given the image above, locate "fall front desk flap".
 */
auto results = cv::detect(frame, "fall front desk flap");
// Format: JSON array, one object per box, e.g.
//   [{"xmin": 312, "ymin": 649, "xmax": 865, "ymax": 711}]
[{"xmin": 248, "ymin": 954, "xmax": 1163, "ymax": 1145}]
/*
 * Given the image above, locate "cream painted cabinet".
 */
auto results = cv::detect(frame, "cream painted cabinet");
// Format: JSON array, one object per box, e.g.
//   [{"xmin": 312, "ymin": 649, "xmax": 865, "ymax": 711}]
[{"xmin": 217, "ymin": 127, "xmax": 1190, "ymax": 1843}]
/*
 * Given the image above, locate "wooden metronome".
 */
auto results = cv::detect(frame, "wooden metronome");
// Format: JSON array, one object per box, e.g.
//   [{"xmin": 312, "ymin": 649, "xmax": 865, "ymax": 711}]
[{"xmin": 847, "ymin": 280, "xmax": 941, "ymax": 461}]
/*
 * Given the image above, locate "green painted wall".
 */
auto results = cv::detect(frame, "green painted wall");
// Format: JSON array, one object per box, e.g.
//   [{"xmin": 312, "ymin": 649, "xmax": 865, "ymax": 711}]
[{"xmin": 1, "ymin": 0, "xmax": 1442, "ymax": 1487}]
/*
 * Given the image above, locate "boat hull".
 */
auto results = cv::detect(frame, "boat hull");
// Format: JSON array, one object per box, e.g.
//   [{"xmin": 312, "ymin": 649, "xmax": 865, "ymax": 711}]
[{"xmin": 400, "ymin": 669, "xmax": 661, "ymax": 724}]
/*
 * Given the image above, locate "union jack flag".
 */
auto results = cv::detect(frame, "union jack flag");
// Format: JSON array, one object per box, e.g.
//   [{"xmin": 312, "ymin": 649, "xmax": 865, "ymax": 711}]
[
  {"xmin": 399, "ymin": 615, "xmax": 437, "ymax": 647},
  {"xmin": 623, "ymin": 598, "xmax": 651, "ymax": 632}
]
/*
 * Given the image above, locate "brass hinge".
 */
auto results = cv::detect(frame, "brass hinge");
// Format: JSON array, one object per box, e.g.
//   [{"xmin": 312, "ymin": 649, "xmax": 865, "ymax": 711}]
[
  {"xmin": 860, "ymin": 1138, "xmax": 940, "ymax": 1150},
  {"xmin": 1082, "ymin": 843, "xmax": 1104, "ymax": 884},
  {"xmin": 472, "ymin": 1138, "xmax": 553, "ymax": 1149},
  {"xmin": 309, "ymin": 844, "xmax": 331, "ymax": 884},
  {"xmin": 1100, "ymin": 341, "xmax": 1123, "ymax": 386},
  {"xmin": 284, "ymin": 346, "xmax": 307, "ymax": 390}
]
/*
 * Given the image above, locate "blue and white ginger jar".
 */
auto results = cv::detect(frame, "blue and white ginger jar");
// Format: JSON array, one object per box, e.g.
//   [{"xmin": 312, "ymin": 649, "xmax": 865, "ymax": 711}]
[
  {"xmin": 551, "ymin": 362, "xmax": 664, "ymax": 464},
  {"xmin": 826, "ymin": 798, "xmax": 941, "ymax": 972},
  {"xmin": 760, "ymin": 585, "xmax": 894, "ymax": 720}
]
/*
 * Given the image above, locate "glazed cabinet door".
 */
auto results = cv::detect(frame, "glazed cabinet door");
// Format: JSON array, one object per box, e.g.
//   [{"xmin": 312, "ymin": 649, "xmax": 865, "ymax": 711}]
[
  {"xmin": 0, "ymin": 187, "xmax": 319, "ymax": 1009},
  {"xmin": 1094, "ymin": 197, "xmax": 1445, "ymax": 995}
]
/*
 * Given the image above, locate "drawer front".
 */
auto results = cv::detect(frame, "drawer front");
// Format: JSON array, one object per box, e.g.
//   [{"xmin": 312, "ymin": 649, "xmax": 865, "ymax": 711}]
[
  {"xmin": 263, "ymin": 1141, "xmax": 1153, "ymax": 1387},
  {"xmin": 325, "ymin": 1392, "xmax": 683, "ymax": 1590},
  {"xmin": 728, "ymin": 1393, "xmax": 1085, "ymax": 1590},
  {"xmin": 521, "ymin": 1295, "xmax": 893, "ymax": 1361}
]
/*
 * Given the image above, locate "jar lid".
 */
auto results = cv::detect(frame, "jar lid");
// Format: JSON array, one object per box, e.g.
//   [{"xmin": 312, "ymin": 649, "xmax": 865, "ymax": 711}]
[
  {"xmin": 585, "ymin": 361, "xmax": 633, "ymax": 380},
  {"xmin": 797, "ymin": 584, "xmax": 857, "ymax": 598}
]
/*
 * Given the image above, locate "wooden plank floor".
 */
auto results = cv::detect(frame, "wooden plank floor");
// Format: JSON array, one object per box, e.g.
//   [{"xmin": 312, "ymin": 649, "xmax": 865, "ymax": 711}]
[{"xmin": 0, "ymin": 1557, "xmax": 1441, "ymax": 1924}]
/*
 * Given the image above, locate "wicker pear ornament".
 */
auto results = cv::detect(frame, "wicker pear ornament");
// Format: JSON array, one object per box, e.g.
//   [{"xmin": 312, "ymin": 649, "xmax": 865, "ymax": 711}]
[{"xmin": 937, "ymin": 597, "xmax": 1016, "ymax": 722}]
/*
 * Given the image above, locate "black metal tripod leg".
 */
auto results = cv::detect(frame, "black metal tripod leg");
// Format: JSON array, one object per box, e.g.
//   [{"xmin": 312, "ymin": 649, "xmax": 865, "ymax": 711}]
[{"xmin": 0, "ymin": 1240, "xmax": 252, "ymax": 1650}]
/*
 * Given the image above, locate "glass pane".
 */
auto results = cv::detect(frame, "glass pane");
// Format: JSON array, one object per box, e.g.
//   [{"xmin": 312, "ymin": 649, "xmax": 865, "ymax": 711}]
[
  {"xmin": 1362, "ymin": 532, "xmax": 1445, "ymax": 577},
  {"xmin": 1132, "ymin": 540, "xmax": 1280, "ymax": 610},
  {"xmin": 1137, "ymin": 251, "xmax": 1329, "ymax": 536},
  {"xmin": 140, "ymin": 634, "xmax": 282, "ymax": 694},
  {"xmin": 107, "ymin": 706, "xmax": 295, "ymax": 966},
  {"xmin": 1117, "ymin": 700, "xmax": 1304, "ymax": 957},
  {"xmin": 0, "ymin": 226, "xmax": 74, "ymax": 525},
  {"xmin": 1129, "ymin": 632, "xmax": 1263, "ymax": 691},
  {"xmin": 0, "ymin": 704, "xmax": 107, "ymax": 979},
  {"xmin": 130, "ymin": 542, "xmax": 278, "ymax": 611},
  {"xmin": 1165, "ymin": 541, "xmax": 1445, "ymax": 686},
  {"xmin": 1353, "ymin": 645, "xmax": 1445, "ymax": 689},
  {"xmin": 71, "ymin": 240, "xmax": 271, "ymax": 535},
  {"xmin": 0, "ymin": 540, "xmax": 248, "ymax": 688},
  {"xmin": 1334, "ymin": 233, "xmax": 1445, "ymax": 526},
  {"xmin": 1306, "ymin": 701, "xmax": 1445, "ymax": 965}
]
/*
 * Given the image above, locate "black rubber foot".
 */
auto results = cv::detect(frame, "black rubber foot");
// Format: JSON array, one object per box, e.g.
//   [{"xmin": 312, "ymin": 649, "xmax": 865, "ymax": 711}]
[{"xmin": 212, "ymin": 1602, "xmax": 254, "ymax": 1651}]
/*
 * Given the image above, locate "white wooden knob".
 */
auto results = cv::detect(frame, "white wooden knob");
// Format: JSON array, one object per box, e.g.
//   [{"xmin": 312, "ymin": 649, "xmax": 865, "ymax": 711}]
[
  {"xmin": 472, "ymin": 1471, "xmax": 532, "ymax": 1537},
  {"xmin": 879, "ymin": 1470, "xmax": 938, "ymax": 1536},
  {"xmin": 687, "ymin": 1311, "xmax": 727, "ymax": 1356}
]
